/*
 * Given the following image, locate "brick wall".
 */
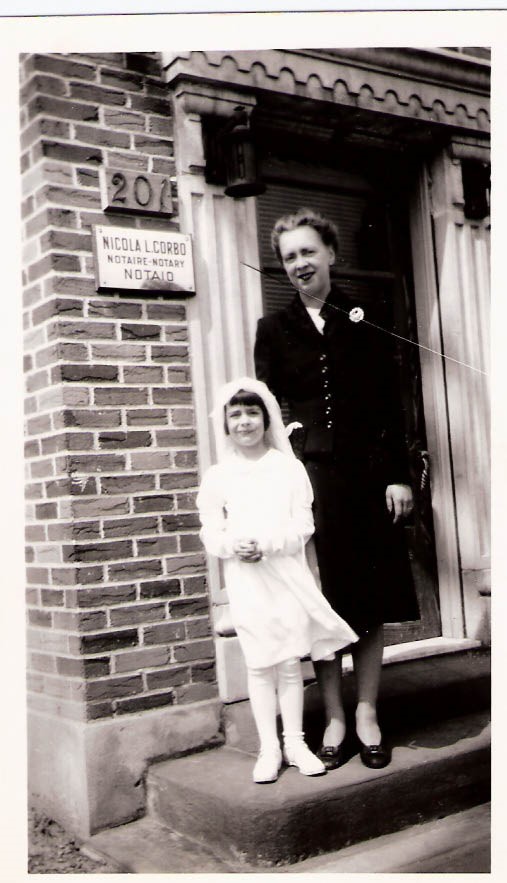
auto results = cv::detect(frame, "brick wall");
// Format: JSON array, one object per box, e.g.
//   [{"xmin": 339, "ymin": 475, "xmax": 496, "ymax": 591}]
[{"xmin": 21, "ymin": 52, "xmax": 218, "ymax": 722}]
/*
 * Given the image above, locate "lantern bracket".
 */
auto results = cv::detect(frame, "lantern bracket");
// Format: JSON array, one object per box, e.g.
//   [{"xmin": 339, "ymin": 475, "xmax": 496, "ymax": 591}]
[{"xmin": 202, "ymin": 106, "xmax": 265, "ymax": 198}]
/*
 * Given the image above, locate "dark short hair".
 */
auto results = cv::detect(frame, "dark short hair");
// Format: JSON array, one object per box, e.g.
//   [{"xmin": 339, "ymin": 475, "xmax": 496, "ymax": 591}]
[
  {"xmin": 224, "ymin": 390, "xmax": 270, "ymax": 434},
  {"xmin": 271, "ymin": 207, "xmax": 340, "ymax": 263}
]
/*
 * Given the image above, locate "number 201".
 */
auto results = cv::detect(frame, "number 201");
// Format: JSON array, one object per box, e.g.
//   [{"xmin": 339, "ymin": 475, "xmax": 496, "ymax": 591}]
[{"xmin": 109, "ymin": 172, "xmax": 172, "ymax": 214}]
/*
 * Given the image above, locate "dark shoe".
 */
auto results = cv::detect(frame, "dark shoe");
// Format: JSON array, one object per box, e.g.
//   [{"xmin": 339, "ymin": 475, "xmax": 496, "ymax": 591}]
[
  {"xmin": 358, "ymin": 740, "xmax": 391, "ymax": 769},
  {"xmin": 316, "ymin": 743, "xmax": 347, "ymax": 771}
]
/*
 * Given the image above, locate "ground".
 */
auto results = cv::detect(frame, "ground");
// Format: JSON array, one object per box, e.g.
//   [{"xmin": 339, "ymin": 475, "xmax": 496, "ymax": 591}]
[{"xmin": 28, "ymin": 807, "xmax": 120, "ymax": 874}]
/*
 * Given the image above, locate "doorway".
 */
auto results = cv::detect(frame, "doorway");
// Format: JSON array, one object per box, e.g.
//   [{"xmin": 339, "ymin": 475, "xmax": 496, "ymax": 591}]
[{"xmin": 255, "ymin": 142, "xmax": 441, "ymax": 645}]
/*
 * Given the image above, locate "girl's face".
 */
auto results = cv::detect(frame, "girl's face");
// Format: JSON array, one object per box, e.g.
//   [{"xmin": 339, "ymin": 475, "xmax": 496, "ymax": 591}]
[
  {"xmin": 278, "ymin": 225, "xmax": 335, "ymax": 303},
  {"xmin": 225, "ymin": 402, "xmax": 266, "ymax": 452}
]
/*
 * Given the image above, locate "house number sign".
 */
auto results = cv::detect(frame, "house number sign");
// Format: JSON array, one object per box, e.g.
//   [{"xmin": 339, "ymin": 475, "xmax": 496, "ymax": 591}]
[{"xmin": 100, "ymin": 167, "xmax": 173, "ymax": 216}]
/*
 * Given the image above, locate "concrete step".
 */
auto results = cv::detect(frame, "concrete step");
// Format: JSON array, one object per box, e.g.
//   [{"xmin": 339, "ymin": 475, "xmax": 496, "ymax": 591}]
[
  {"xmin": 224, "ymin": 647, "xmax": 491, "ymax": 754},
  {"xmin": 145, "ymin": 708, "xmax": 489, "ymax": 866},
  {"xmin": 83, "ymin": 648, "xmax": 490, "ymax": 870},
  {"xmin": 82, "ymin": 815, "xmax": 238, "ymax": 873},
  {"xmin": 287, "ymin": 801, "xmax": 491, "ymax": 873},
  {"xmin": 84, "ymin": 711, "xmax": 490, "ymax": 871},
  {"xmin": 83, "ymin": 799, "xmax": 491, "ymax": 874}
]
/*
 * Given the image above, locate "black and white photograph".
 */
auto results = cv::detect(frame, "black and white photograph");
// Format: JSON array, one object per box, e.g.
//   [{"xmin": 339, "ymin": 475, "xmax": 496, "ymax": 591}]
[{"xmin": 2, "ymin": 6, "xmax": 498, "ymax": 877}]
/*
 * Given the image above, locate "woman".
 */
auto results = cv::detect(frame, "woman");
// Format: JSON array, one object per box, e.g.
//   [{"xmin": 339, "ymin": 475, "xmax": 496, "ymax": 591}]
[{"xmin": 254, "ymin": 207, "xmax": 419, "ymax": 770}]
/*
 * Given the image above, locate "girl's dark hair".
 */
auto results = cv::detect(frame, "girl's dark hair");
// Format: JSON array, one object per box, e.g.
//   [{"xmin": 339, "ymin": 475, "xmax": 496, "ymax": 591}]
[
  {"xmin": 224, "ymin": 390, "xmax": 270, "ymax": 434},
  {"xmin": 271, "ymin": 207, "xmax": 340, "ymax": 263}
]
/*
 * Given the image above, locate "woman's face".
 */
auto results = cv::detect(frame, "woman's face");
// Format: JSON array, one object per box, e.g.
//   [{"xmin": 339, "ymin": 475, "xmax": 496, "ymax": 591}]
[
  {"xmin": 278, "ymin": 225, "xmax": 335, "ymax": 303},
  {"xmin": 225, "ymin": 402, "xmax": 266, "ymax": 452}
]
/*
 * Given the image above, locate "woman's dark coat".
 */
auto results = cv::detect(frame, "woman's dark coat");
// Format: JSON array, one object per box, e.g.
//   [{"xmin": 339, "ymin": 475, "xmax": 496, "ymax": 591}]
[{"xmin": 254, "ymin": 287, "xmax": 419, "ymax": 634}]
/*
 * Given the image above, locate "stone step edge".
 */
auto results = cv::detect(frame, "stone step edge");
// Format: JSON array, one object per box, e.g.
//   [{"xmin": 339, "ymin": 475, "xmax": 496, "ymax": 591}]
[
  {"xmin": 83, "ymin": 716, "xmax": 490, "ymax": 872},
  {"xmin": 82, "ymin": 800, "xmax": 491, "ymax": 875},
  {"xmin": 287, "ymin": 801, "xmax": 491, "ymax": 873},
  {"xmin": 81, "ymin": 816, "xmax": 241, "ymax": 874},
  {"xmin": 82, "ymin": 796, "xmax": 491, "ymax": 876},
  {"xmin": 303, "ymin": 636, "xmax": 484, "ymax": 682},
  {"xmin": 221, "ymin": 634, "xmax": 483, "ymax": 704},
  {"xmin": 147, "ymin": 714, "xmax": 490, "ymax": 866},
  {"xmin": 224, "ymin": 643, "xmax": 490, "ymax": 754}
]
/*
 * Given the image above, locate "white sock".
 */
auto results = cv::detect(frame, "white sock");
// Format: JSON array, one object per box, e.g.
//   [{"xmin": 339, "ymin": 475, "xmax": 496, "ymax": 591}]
[
  {"xmin": 276, "ymin": 657, "xmax": 304, "ymax": 744},
  {"xmin": 247, "ymin": 664, "xmax": 279, "ymax": 752}
]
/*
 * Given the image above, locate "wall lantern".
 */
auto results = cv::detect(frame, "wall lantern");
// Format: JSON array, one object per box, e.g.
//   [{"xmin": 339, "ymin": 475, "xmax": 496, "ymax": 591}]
[
  {"xmin": 202, "ymin": 106, "xmax": 265, "ymax": 198},
  {"xmin": 222, "ymin": 106, "xmax": 265, "ymax": 198},
  {"xmin": 461, "ymin": 159, "xmax": 490, "ymax": 221}
]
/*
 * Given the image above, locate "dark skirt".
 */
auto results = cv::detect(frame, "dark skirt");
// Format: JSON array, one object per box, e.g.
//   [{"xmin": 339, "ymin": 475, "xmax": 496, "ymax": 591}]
[{"xmin": 305, "ymin": 457, "xmax": 420, "ymax": 637}]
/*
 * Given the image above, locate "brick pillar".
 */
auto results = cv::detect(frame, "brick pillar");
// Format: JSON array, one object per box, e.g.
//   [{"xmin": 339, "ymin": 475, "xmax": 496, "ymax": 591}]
[{"xmin": 21, "ymin": 52, "xmax": 221, "ymax": 836}]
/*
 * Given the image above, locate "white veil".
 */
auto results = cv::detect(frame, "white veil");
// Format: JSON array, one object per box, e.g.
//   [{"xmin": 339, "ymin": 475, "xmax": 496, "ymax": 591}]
[
  {"xmin": 210, "ymin": 376, "xmax": 295, "ymax": 461},
  {"xmin": 210, "ymin": 375, "xmax": 322, "ymax": 591}
]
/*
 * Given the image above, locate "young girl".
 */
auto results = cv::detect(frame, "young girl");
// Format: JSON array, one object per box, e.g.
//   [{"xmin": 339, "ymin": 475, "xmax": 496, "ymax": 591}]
[{"xmin": 197, "ymin": 377, "xmax": 358, "ymax": 784}]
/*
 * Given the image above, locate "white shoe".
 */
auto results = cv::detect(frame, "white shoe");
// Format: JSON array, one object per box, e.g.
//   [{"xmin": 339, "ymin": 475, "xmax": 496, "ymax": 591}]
[
  {"xmin": 253, "ymin": 747, "xmax": 282, "ymax": 784},
  {"xmin": 284, "ymin": 740, "xmax": 326, "ymax": 776}
]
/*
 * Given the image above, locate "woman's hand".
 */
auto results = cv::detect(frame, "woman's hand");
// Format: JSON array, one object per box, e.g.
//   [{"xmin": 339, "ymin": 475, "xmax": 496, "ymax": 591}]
[
  {"xmin": 233, "ymin": 538, "xmax": 263, "ymax": 562},
  {"xmin": 386, "ymin": 484, "xmax": 413, "ymax": 523}
]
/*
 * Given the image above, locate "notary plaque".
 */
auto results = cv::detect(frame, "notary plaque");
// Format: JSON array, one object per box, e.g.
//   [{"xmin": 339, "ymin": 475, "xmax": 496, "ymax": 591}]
[{"xmin": 92, "ymin": 225, "xmax": 195, "ymax": 294}]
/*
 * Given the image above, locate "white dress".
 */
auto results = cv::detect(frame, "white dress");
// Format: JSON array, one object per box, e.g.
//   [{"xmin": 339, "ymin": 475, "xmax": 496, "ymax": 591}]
[{"xmin": 197, "ymin": 448, "xmax": 358, "ymax": 669}]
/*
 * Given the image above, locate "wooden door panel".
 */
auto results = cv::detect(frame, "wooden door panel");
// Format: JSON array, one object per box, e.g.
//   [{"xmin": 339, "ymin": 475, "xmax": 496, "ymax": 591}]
[{"xmin": 256, "ymin": 149, "xmax": 441, "ymax": 644}]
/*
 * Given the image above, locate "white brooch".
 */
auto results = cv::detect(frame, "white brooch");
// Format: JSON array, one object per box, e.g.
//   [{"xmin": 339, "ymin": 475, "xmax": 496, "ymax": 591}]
[
  {"xmin": 286, "ymin": 421, "xmax": 303, "ymax": 437},
  {"xmin": 349, "ymin": 307, "xmax": 364, "ymax": 323}
]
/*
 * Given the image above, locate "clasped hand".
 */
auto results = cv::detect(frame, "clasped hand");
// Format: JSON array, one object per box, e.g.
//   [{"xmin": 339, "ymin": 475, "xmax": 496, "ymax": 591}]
[
  {"xmin": 233, "ymin": 538, "xmax": 263, "ymax": 562},
  {"xmin": 386, "ymin": 483, "xmax": 414, "ymax": 523}
]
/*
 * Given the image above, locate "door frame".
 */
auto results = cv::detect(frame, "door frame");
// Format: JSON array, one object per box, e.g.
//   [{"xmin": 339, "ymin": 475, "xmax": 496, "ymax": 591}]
[
  {"xmin": 255, "ymin": 153, "xmax": 443, "ymax": 644},
  {"xmin": 169, "ymin": 82, "xmax": 476, "ymax": 700},
  {"xmin": 409, "ymin": 164, "xmax": 465, "ymax": 638}
]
